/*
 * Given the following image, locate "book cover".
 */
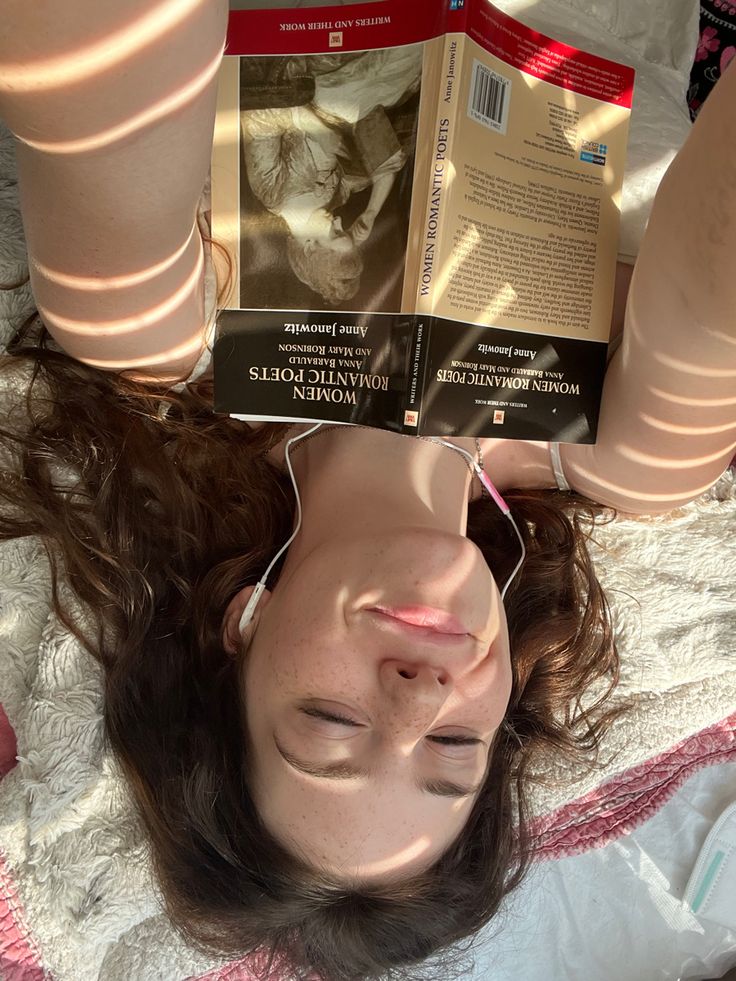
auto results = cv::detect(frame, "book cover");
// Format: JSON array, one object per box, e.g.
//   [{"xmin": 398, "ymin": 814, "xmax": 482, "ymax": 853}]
[{"xmin": 212, "ymin": 0, "xmax": 634, "ymax": 443}]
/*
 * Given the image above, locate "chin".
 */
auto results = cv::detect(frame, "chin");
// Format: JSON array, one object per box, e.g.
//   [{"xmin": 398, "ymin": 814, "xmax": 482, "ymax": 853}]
[{"xmin": 390, "ymin": 527, "xmax": 485, "ymax": 564}]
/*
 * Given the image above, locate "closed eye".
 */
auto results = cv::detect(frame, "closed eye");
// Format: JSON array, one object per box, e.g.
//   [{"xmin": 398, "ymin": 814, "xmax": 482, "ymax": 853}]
[
  {"xmin": 300, "ymin": 707, "xmax": 482, "ymax": 745},
  {"xmin": 430, "ymin": 734, "xmax": 482, "ymax": 746}
]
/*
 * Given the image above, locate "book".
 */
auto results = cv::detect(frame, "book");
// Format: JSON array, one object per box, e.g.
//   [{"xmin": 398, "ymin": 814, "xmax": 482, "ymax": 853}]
[
  {"xmin": 211, "ymin": 0, "xmax": 634, "ymax": 442},
  {"xmin": 353, "ymin": 106, "xmax": 402, "ymax": 176}
]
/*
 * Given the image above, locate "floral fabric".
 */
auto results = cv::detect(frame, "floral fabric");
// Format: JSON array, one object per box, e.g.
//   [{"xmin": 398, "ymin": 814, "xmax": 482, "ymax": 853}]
[{"xmin": 688, "ymin": 0, "xmax": 736, "ymax": 118}]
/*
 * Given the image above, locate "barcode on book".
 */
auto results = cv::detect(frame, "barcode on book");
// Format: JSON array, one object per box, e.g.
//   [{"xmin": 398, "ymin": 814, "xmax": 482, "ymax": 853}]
[{"xmin": 467, "ymin": 60, "xmax": 510, "ymax": 134}]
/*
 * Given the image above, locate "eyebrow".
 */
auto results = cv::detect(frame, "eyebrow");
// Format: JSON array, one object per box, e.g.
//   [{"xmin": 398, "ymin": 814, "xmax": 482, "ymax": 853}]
[{"xmin": 274, "ymin": 737, "xmax": 483, "ymax": 800}]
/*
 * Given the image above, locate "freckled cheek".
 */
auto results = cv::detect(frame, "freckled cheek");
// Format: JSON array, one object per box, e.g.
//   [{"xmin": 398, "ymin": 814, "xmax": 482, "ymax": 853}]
[
  {"xmin": 460, "ymin": 660, "xmax": 513, "ymax": 731},
  {"xmin": 265, "ymin": 621, "xmax": 352, "ymax": 696}
]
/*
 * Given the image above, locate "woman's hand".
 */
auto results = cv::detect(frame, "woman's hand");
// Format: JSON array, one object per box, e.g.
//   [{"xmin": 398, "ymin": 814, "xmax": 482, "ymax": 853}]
[
  {"xmin": 349, "ymin": 149, "xmax": 407, "ymax": 245},
  {"xmin": 349, "ymin": 212, "xmax": 375, "ymax": 245}
]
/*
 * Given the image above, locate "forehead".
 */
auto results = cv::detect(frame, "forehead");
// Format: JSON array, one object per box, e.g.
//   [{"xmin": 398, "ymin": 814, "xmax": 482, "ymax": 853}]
[{"xmin": 248, "ymin": 728, "xmax": 473, "ymax": 880}]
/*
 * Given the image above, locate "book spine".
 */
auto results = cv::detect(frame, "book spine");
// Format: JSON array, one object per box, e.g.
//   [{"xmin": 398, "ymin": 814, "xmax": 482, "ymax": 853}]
[
  {"xmin": 413, "ymin": 29, "xmax": 467, "ymax": 318},
  {"xmin": 400, "ymin": 316, "xmax": 432, "ymax": 434}
]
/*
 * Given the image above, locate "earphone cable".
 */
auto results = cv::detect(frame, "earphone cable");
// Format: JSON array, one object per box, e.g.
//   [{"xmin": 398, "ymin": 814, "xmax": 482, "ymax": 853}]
[
  {"xmin": 238, "ymin": 421, "xmax": 324, "ymax": 632},
  {"xmin": 239, "ymin": 425, "xmax": 526, "ymax": 632},
  {"xmin": 430, "ymin": 437, "xmax": 526, "ymax": 601}
]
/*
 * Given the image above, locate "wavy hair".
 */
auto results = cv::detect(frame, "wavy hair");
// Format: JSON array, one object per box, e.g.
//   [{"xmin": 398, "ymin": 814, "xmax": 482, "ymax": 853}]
[
  {"xmin": 0, "ymin": 291, "xmax": 619, "ymax": 980},
  {"xmin": 286, "ymin": 233, "xmax": 363, "ymax": 305}
]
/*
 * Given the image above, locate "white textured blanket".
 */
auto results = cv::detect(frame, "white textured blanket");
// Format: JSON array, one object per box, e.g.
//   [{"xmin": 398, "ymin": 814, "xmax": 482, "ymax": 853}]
[{"xmin": 1, "ymin": 2, "xmax": 735, "ymax": 975}]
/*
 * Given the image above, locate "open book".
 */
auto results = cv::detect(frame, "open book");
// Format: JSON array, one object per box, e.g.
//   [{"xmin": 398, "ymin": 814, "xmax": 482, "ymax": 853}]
[{"xmin": 211, "ymin": 0, "xmax": 634, "ymax": 442}]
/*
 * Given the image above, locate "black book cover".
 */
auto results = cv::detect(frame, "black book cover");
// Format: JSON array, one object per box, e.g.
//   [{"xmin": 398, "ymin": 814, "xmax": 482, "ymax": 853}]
[
  {"xmin": 215, "ymin": 310, "xmax": 607, "ymax": 440},
  {"xmin": 214, "ymin": 309, "xmax": 414, "ymax": 432},
  {"xmin": 416, "ymin": 317, "xmax": 608, "ymax": 442}
]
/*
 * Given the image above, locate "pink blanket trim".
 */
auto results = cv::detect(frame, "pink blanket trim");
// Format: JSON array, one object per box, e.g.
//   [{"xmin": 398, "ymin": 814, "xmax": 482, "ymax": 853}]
[
  {"xmin": 529, "ymin": 710, "xmax": 736, "ymax": 861},
  {"xmin": 0, "ymin": 848, "xmax": 49, "ymax": 981},
  {"xmin": 0, "ymin": 705, "xmax": 48, "ymax": 980},
  {"xmin": 0, "ymin": 707, "xmax": 734, "ymax": 980},
  {"xmin": 0, "ymin": 705, "xmax": 17, "ymax": 780},
  {"xmin": 187, "ymin": 952, "xmax": 318, "ymax": 981}
]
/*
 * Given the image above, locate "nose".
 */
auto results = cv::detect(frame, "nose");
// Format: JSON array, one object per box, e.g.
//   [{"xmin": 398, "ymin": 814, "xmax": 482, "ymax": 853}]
[
  {"xmin": 382, "ymin": 659, "xmax": 450, "ymax": 687},
  {"xmin": 379, "ymin": 659, "xmax": 453, "ymax": 736}
]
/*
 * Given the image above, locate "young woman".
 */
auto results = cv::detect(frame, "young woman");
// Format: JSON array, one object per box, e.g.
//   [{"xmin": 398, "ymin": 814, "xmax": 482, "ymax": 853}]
[{"xmin": 1, "ymin": 3, "xmax": 734, "ymax": 979}]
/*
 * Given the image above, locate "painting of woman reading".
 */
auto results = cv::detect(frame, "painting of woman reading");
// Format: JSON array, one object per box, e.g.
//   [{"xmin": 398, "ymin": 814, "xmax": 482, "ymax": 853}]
[{"xmin": 238, "ymin": 46, "xmax": 423, "ymax": 309}]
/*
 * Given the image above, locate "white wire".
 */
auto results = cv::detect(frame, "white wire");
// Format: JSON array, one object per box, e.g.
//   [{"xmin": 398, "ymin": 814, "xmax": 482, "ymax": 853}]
[
  {"xmin": 238, "ymin": 421, "xmax": 324, "ymax": 632},
  {"xmin": 239, "ymin": 426, "xmax": 526, "ymax": 633},
  {"xmin": 501, "ymin": 516, "xmax": 526, "ymax": 603},
  {"xmin": 273, "ymin": 420, "xmax": 324, "ymax": 568},
  {"xmin": 428, "ymin": 437, "xmax": 526, "ymax": 601}
]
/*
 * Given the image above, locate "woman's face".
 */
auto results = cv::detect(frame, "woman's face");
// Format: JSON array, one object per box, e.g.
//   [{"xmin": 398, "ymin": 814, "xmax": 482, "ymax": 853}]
[
  {"xmin": 305, "ymin": 211, "xmax": 354, "ymax": 254},
  {"xmin": 231, "ymin": 527, "xmax": 512, "ymax": 883}
]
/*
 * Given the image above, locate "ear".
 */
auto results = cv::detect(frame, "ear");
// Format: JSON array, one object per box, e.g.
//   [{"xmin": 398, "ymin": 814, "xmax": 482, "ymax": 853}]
[{"xmin": 221, "ymin": 585, "xmax": 273, "ymax": 655}]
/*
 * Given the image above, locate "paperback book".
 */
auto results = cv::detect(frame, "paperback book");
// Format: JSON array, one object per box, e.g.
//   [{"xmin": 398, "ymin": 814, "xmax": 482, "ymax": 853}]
[{"xmin": 211, "ymin": 0, "xmax": 634, "ymax": 442}]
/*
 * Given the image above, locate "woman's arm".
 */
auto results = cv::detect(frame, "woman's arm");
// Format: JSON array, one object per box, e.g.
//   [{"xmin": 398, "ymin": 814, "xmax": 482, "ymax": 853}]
[
  {"xmin": 240, "ymin": 111, "xmax": 293, "ymax": 212},
  {"xmin": 0, "ymin": 0, "xmax": 228, "ymax": 383},
  {"xmin": 561, "ymin": 61, "xmax": 736, "ymax": 514},
  {"xmin": 348, "ymin": 148, "xmax": 407, "ymax": 245}
]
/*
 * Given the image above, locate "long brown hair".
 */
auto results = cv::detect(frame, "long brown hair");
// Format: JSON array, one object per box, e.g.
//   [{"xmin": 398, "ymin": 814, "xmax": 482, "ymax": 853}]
[{"xmin": 0, "ymin": 305, "xmax": 619, "ymax": 981}]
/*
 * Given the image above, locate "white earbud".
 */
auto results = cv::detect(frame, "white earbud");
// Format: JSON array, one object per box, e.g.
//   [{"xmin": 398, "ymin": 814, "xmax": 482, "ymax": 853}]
[
  {"xmin": 237, "ymin": 422, "xmax": 325, "ymax": 633},
  {"xmin": 238, "ymin": 580, "xmax": 267, "ymax": 632}
]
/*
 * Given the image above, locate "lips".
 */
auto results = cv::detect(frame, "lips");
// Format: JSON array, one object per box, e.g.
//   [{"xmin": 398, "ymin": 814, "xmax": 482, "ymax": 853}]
[{"xmin": 368, "ymin": 606, "xmax": 469, "ymax": 636}]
